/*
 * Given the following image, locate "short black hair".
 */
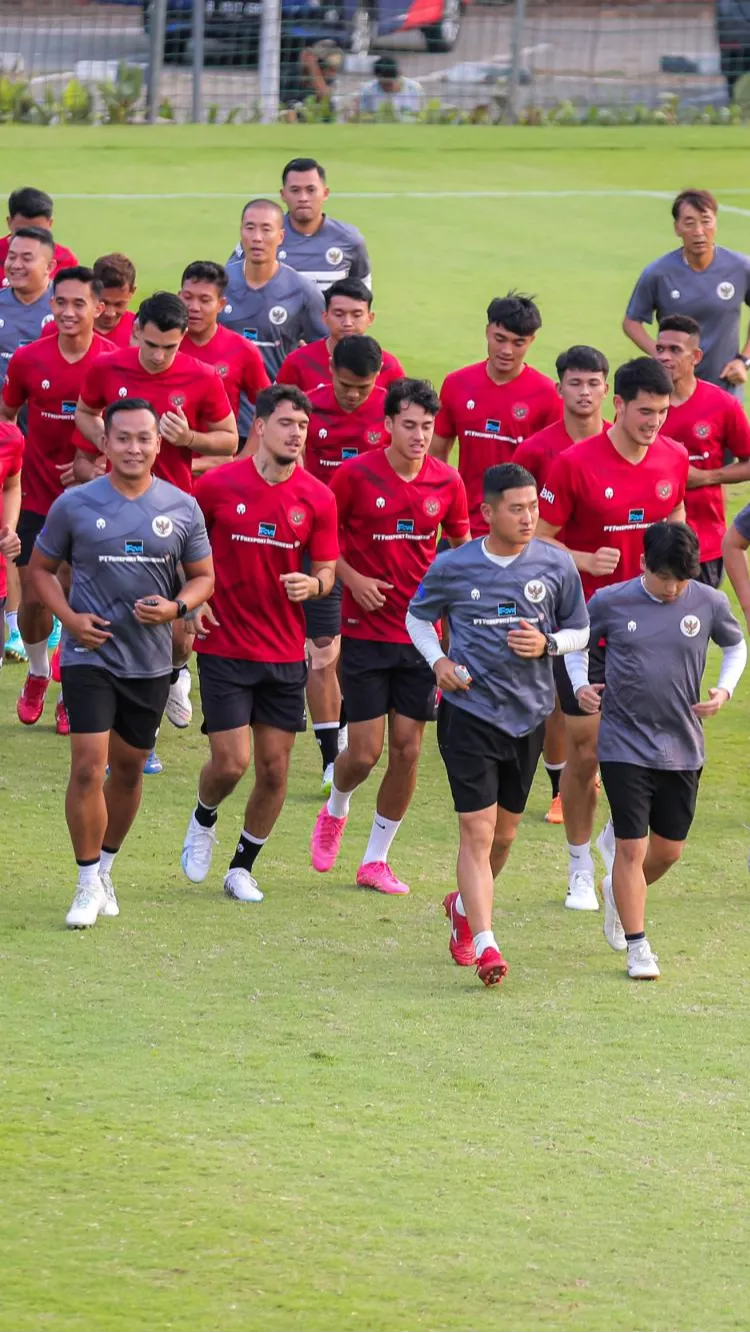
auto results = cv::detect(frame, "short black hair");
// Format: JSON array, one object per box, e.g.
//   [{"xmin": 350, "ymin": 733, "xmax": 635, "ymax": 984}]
[
  {"xmin": 486, "ymin": 292, "xmax": 541, "ymax": 337},
  {"xmin": 658, "ymin": 314, "xmax": 701, "ymax": 339},
  {"xmin": 643, "ymin": 521, "xmax": 700, "ymax": 579},
  {"xmin": 384, "ymin": 377, "xmax": 440, "ymax": 419},
  {"xmin": 255, "ymin": 384, "xmax": 312, "ymax": 420},
  {"xmin": 672, "ymin": 189, "xmax": 717, "ymax": 221},
  {"xmin": 613, "ymin": 357, "xmax": 672, "ymax": 401},
  {"xmin": 374, "ymin": 55, "xmax": 399, "ymax": 79},
  {"xmin": 241, "ymin": 198, "xmax": 285, "ymax": 224},
  {"xmin": 555, "ymin": 345, "xmax": 609, "ymax": 379},
  {"xmin": 53, "ymin": 265, "xmax": 102, "ymax": 297},
  {"xmin": 93, "ymin": 253, "xmax": 136, "ymax": 290},
  {"xmin": 181, "ymin": 260, "xmax": 228, "ymax": 294},
  {"xmin": 483, "ymin": 462, "xmax": 536, "ymax": 501},
  {"xmin": 282, "ymin": 158, "xmax": 326, "ymax": 184},
  {"xmin": 324, "ymin": 276, "xmax": 373, "ymax": 309},
  {"xmin": 8, "ymin": 186, "xmax": 53, "ymax": 219},
  {"xmin": 137, "ymin": 291, "xmax": 188, "ymax": 333},
  {"xmin": 9, "ymin": 225, "xmax": 54, "ymax": 253},
  {"xmin": 103, "ymin": 397, "xmax": 159, "ymax": 432},
  {"xmin": 332, "ymin": 334, "xmax": 382, "ymax": 377}
]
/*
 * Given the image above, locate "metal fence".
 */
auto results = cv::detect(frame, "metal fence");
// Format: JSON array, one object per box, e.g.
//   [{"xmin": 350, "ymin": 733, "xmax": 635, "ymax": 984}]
[{"xmin": 0, "ymin": 0, "xmax": 738, "ymax": 124}]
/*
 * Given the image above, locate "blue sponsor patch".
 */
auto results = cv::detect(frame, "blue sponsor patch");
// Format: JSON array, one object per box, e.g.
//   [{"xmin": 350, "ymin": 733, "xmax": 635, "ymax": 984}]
[
  {"xmin": 61, "ymin": 401, "xmax": 77, "ymax": 415},
  {"xmin": 628, "ymin": 508, "xmax": 645, "ymax": 523},
  {"xmin": 415, "ymin": 582, "xmax": 426, "ymax": 601},
  {"xmin": 242, "ymin": 327, "xmax": 259, "ymax": 341},
  {"xmin": 485, "ymin": 419, "xmax": 501, "ymax": 434},
  {"xmin": 396, "ymin": 519, "xmax": 415, "ymax": 534},
  {"xmin": 341, "ymin": 447, "xmax": 359, "ymax": 460},
  {"xmin": 125, "ymin": 540, "xmax": 144, "ymax": 555},
  {"xmin": 497, "ymin": 600, "xmax": 517, "ymax": 617},
  {"xmin": 258, "ymin": 521, "xmax": 276, "ymax": 538}
]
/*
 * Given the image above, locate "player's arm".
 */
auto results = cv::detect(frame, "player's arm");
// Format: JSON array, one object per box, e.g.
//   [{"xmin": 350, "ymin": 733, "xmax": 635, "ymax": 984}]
[
  {"xmin": 281, "ymin": 559, "xmax": 336, "ymax": 603},
  {"xmin": 27, "ymin": 537, "xmax": 113, "ymax": 649},
  {"xmin": 508, "ymin": 557, "xmax": 590, "ymax": 660},
  {"xmin": 0, "ymin": 467, "xmax": 22, "ymax": 562},
  {"xmin": 349, "ymin": 238, "xmax": 372, "ymax": 291},
  {"xmin": 442, "ymin": 476, "xmax": 471, "ymax": 547},
  {"xmin": 667, "ymin": 500, "xmax": 686, "ymax": 523},
  {"xmin": 719, "ymin": 271, "xmax": 750, "ymax": 384},
  {"xmin": 0, "ymin": 399, "xmax": 18, "ymax": 423},
  {"xmin": 622, "ymin": 268, "xmax": 658, "ymax": 358},
  {"xmin": 428, "ymin": 433, "xmax": 454, "ymax": 462},
  {"xmin": 566, "ymin": 594, "xmax": 605, "ymax": 714},
  {"xmin": 406, "ymin": 558, "xmax": 469, "ymax": 693},
  {"xmin": 722, "ymin": 515, "xmax": 750, "ymax": 627},
  {"xmin": 336, "ymin": 554, "xmax": 393, "ymax": 610},
  {"xmin": 687, "ymin": 459, "xmax": 750, "ymax": 488},
  {"xmin": 75, "ymin": 394, "xmax": 106, "ymax": 451},
  {"xmin": 1, "ymin": 351, "xmax": 28, "ymax": 422},
  {"xmin": 133, "ymin": 554, "xmax": 215, "ymax": 625},
  {"xmin": 280, "ymin": 489, "xmax": 339, "ymax": 602},
  {"xmin": 160, "ymin": 408, "xmax": 238, "ymax": 458},
  {"xmin": 535, "ymin": 517, "xmax": 621, "ymax": 578},
  {"xmin": 72, "ymin": 446, "xmax": 106, "ymax": 484},
  {"xmin": 622, "ymin": 317, "xmax": 658, "ymax": 358},
  {"xmin": 693, "ymin": 595, "xmax": 748, "ymax": 716}
]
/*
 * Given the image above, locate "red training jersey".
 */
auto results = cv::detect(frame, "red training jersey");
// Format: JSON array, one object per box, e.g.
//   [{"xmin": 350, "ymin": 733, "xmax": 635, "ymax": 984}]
[
  {"xmin": 0, "ymin": 421, "xmax": 24, "ymax": 598},
  {"xmin": 194, "ymin": 458, "xmax": 339, "ymax": 664},
  {"xmin": 43, "ymin": 310, "xmax": 136, "ymax": 349},
  {"xmin": 331, "ymin": 450, "xmax": 469, "ymax": 643},
  {"xmin": 539, "ymin": 429, "xmax": 690, "ymax": 601},
  {"xmin": 3, "ymin": 332, "xmax": 114, "ymax": 516},
  {"xmin": 77, "ymin": 346, "xmax": 233, "ymax": 494},
  {"xmin": 434, "ymin": 360, "xmax": 562, "ymax": 536},
  {"xmin": 277, "ymin": 337, "xmax": 405, "ymax": 395},
  {"xmin": 664, "ymin": 380, "xmax": 750, "ymax": 561},
  {"xmin": 515, "ymin": 418, "xmax": 612, "ymax": 490},
  {"xmin": 0, "ymin": 235, "xmax": 78, "ymax": 287},
  {"xmin": 304, "ymin": 383, "xmax": 389, "ymax": 487},
  {"xmin": 182, "ymin": 324, "xmax": 270, "ymax": 421}
]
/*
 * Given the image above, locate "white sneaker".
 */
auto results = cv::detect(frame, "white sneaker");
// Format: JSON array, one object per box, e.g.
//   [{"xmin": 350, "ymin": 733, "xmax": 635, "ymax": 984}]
[
  {"xmin": 165, "ymin": 667, "xmax": 192, "ymax": 728},
  {"xmin": 99, "ymin": 870, "xmax": 120, "ymax": 918},
  {"xmin": 596, "ymin": 820, "xmax": 616, "ymax": 875},
  {"xmin": 321, "ymin": 762, "xmax": 335, "ymax": 796},
  {"xmin": 337, "ymin": 724, "xmax": 348, "ymax": 753},
  {"xmin": 66, "ymin": 879, "xmax": 105, "ymax": 929},
  {"xmin": 223, "ymin": 867, "xmax": 264, "ymax": 902},
  {"xmin": 565, "ymin": 869, "xmax": 599, "ymax": 911},
  {"xmin": 601, "ymin": 875, "xmax": 626, "ymax": 951},
  {"xmin": 627, "ymin": 938, "xmax": 660, "ymax": 979},
  {"xmin": 181, "ymin": 812, "xmax": 218, "ymax": 883}
]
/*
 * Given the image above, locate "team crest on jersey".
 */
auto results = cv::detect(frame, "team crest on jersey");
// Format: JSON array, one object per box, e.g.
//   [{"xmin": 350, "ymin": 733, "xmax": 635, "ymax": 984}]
[
  {"xmin": 694, "ymin": 423, "xmax": 710, "ymax": 439},
  {"xmin": 513, "ymin": 403, "xmax": 529, "ymax": 420},
  {"xmin": 152, "ymin": 515, "xmax": 173, "ymax": 538},
  {"xmin": 225, "ymin": 303, "xmax": 233, "ymax": 314},
  {"xmin": 216, "ymin": 363, "xmax": 229, "ymax": 377},
  {"xmin": 41, "ymin": 379, "xmax": 50, "ymax": 389},
  {"xmin": 680, "ymin": 614, "xmax": 701, "ymax": 637},
  {"xmin": 326, "ymin": 247, "xmax": 344, "ymax": 267},
  {"xmin": 170, "ymin": 394, "xmax": 186, "ymax": 409},
  {"xmin": 423, "ymin": 497, "xmax": 440, "ymax": 516},
  {"xmin": 118, "ymin": 386, "xmax": 128, "ymax": 397},
  {"xmin": 236, "ymin": 503, "xmax": 246, "ymax": 514},
  {"xmin": 269, "ymin": 305, "xmax": 288, "ymax": 326},
  {"xmin": 656, "ymin": 480, "xmax": 673, "ymax": 500},
  {"xmin": 670, "ymin": 289, "xmax": 681, "ymax": 300},
  {"xmin": 0, "ymin": 319, "xmax": 4, "ymax": 328},
  {"xmin": 367, "ymin": 430, "xmax": 382, "ymax": 444},
  {"xmin": 466, "ymin": 399, "xmax": 475, "ymax": 409},
  {"xmin": 524, "ymin": 579, "xmax": 547, "ymax": 603},
  {"xmin": 717, "ymin": 281, "xmax": 735, "ymax": 301},
  {"xmin": 627, "ymin": 620, "xmax": 637, "ymax": 632},
  {"xmin": 288, "ymin": 507, "xmax": 305, "ymax": 526}
]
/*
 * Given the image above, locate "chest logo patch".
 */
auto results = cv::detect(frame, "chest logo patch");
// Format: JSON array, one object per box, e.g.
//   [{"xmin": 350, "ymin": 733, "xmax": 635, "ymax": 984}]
[
  {"xmin": 152, "ymin": 515, "xmax": 173, "ymax": 538},
  {"xmin": 326, "ymin": 247, "xmax": 344, "ymax": 267},
  {"xmin": 497, "ymin": 599, "xmax": 517, "ymax": 617},
  {"xmin": 96, "ymin": 518, "xmax": 106, "ymax": 530},
  {"xmin": 717, "ymin": 281, "xmax": 735, "ymax": 301},
  {"xmin": 318, "ymin": 427, "xmax": 328, "ymax": 439},
  {"xmin": 0, "ymin": 319, "xmax": 4, "ymax": 328},
  {"xmin": 278, "ymin": 250, "xmax": 287, "ymax": 261},
  {"xmin": 605, "ymin": 487, "xmax": 614, "ymax": 499},
  {"xmin": 466, "ymin": 398, "xmax": 475, "ymax": 409},
  {"xmin": 513, "ymin": 403, "xmax": 529, "ymax": 420},
  {"xmin": 269, "ymin": 305, "xmax": 288, "ymax": 326},
  {"xmin": 670, "ymin": 289, "xmax": 681, "ymax": 300},
  {"xmin": 694, "ymin": 423, "xmax": 710, "ymax": 439},
  {"xmin": 341, "ymin": 447, "xmax": 358, "ymax": 459},
  {"xmin": 485, "ymin": 418, "xmax": 501, "ymax": 434},
  {"xmin": 118, "ymin": 386, "xmax": 128, "ymax": 398},
  {"xmin": 656, "ymin": 480, "xmax": 673, "ymax": 500},
  {"xmin": 628, "ymin": 507, "xmax": 645, "ymax": 523},
  {"xmin": 524, "ymin": 579, "xmax": 547, "ymax": 603},
  {"xmin": 41, "ymin": 378, "xmax": 50, "ymax": 389},
  {"xmin": 397, "ymin": 519, "xmax": 415, "ymax": 534},
  {"xmin": 258, "ymin": 522, "xmax": 276, "ymax": 538},
  {"xmin": 236, "ymin": 503, "xmax": 246, "ymax": 514},
  {"xmin": 423, "ymin": 497, "xmax": 440, "ymax": 516},
  {"xmin": 125, "ymin": 540, "xmax": 144, "ymax": 555},
  {"xmin": 681, "ymin": 615, "xmax": 701, "ymax": 637},
  {"xmin": 225, "ymin": 303, "xmax": 233, "ymax": 314},
  {"xmin": 367, "ymin": 430, "xmax": 382, "ymax": 445},
  {"xmin": 627, "ymin": 620, "xmax": 637, "ymax": 632},
  {"xmin": 289, "ymin": 507, "xmax": 305, "ymax": 526},
  {"xmin": 170, "ymin": 394, "xmax": 186, "ymax": 409},
  {"xmin": 471, "ymin": 588, "xmax": 481, "ymax": 600},
  {"xmin": 376, "ymin": 497, "xmax": 385, "ymax": 509},
  {"xmin": 216, "ymin": 363, "xmax": 229, "ymax": 376}
]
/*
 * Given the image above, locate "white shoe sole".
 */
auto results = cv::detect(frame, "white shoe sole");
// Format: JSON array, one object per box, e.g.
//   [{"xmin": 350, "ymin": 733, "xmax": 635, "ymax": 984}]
[
  {"xmin": 181, "ymin": 849, "xmax": 211, "ymax": 884},
  {"xmin": 166, "ymin": 706, "xmax": 192, "ymax": 729},
  {"xmin": 223, "ymin": 878, "xmax": 264, "ymax": 903},
  {"xmin": 66, "ymin": 916, "xmax": 98, "ymax": 929},
  {"xmin": 99, "ymin": 902, "xmax": 120, "ymax": 918},
  {"xmin": 565, "ymin": 893, "xmax": 600, "ymax": 912},
  {"xmin": 600, "ymin": 877, "xmax": 626, "ymax": 951},
  {"xmin": 628, "ymin": 966, "xmax": 660, "ymax": 980}
]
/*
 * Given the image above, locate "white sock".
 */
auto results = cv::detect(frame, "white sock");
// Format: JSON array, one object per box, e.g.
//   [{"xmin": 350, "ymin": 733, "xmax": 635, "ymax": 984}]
[
  {"xmin": 25, "ymin": 638, "xmax": 50, "ymax": 678},
  {"xmin": 473, "ymin": 929, "xmax": 498, "ymax": 956},
  {"xmin": 6, "ymin": 611, "xmax": 18, "ymax": 635},
  {"xmin": 362, "ymin": 813, "xmax": 401, "ymax": 866},
  {"xmin": 99, "ymin": 849, "xmax": 118, "ymax": 875},
  {"xmin": 455, "ymin": 893, "xmax": 467, "ymax": 917},
  {"xmin": 568, "ymin": 840, "xmax": 594, "ymax": 875},
  {"xmin": 327, "ymin": 782, "xmax": 353, "ymax": 819},
  {"xmin": 77, "ymin": 860, "xmax": 100, "ymax": 888}
]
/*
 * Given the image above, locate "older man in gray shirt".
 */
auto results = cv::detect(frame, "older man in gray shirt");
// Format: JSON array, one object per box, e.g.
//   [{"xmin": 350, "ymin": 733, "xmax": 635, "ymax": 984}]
[
  {"xmin": 567, "ymin": 522, "xmax": 746, "ymax": 981},
  {"xmin": 407, "ymin": 461, "xmax": 589, "ymax": 989}
]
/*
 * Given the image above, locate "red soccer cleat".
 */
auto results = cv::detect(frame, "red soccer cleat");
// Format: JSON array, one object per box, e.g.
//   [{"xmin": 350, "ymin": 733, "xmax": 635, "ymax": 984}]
[
  {"xmin": 476, "ymin": 946, "xmax": 509, "ymax": 988},
  {"xmin": 50, "ymin": 645, "xmax": 62, "ymax": 683},
  {"xmin": 17, "ymin": 672, "xmax": 51, "ymax": 725},
  {"xmin": 55, "ymin": 697, "xmax": 70, "ymax": 736},
  {"xmin": 310, "ymin": 804, "xmax": 347, "ymax": 872},
  {"xmin": 443, "ymin": 891, "xmax": 476, "ymax": 966}
]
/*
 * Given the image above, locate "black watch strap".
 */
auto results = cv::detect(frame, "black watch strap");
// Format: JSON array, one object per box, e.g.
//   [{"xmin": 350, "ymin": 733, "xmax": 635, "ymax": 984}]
[{"xmin": 175, "ymin": 598, "xmax": 188, "ymax": 619}]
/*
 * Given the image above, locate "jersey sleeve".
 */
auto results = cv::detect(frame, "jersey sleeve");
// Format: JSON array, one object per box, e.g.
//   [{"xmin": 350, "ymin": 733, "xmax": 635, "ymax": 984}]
[
  {"xmin": 724, "ymin": 396, "xmax": 750, "ymax": 459},
  {"xmin": 710, "ymin": 589, "xmax": 745, "ymax": 647},
  {"xmin": 743, "ymin": 254, "xmax": 750, "ymax": 306},
  {"xmin": 78, "ymin": 358, "xmax": 108, "ymax": 410},
  {"xmin": 513, "ymin": 439, "xmax": 540, "ymax": 481},
  {"xmin": 407, "ymin": 550, "xmax": 451, "ymax": 623},
  {"xmin": 555, "ymin": 556, "xmax": 589, "ymax": 631},
  {"xmin": 241, "ymin": 342, "xmax": 271, "ymax": 402},
  {"xmin": 672, "ymin": 442, "xmax": 690, "ymax": 508},
  {"xmin": 275, "ymin": 352, "xmax": 301, "ymax": 387},
  {"xmin": 182, "ymin": 498, "xmax": 212, "ymax": 564},
  {"xmin": 192, "ymin": 473, "xmax": 216, "ymax": 529},
  {"xmin": 434, "ymin": 375, "xmax": 456, "ymax": 440},
  {"xmin": 441, "ymin": 474, "xmax": 470, "ymax": 541},
  {"xmin": 538, "ymin": 452, "xmax": 577, "ymax": 530},
  {"xmin": 328, "ymin": 460, "xmax": 354, "ymax": 525},
  {"xmin": 35, "ymin": 492, "xmax": 73, "ymax": 563},
  {"xmin": 625, "ymin": 265, "xmax": 658, "ymax": 323},
  {"xmin": 348, "ymin": 235, "xmax": 372, "ymax": 286},
  {"xmin": 1, "ymin": 349, "xmax": 28, "ymax": 410},
  {"xmin": 309, "ymin": 486, "xmax": 339, "ymax": 563},
  {"xmin": 196, "ymin": 369, "xmax": 233, "ymax": 426},
  {"xmin": 301, "ymin": 284, "xmax": 327, "ymax": 344}
]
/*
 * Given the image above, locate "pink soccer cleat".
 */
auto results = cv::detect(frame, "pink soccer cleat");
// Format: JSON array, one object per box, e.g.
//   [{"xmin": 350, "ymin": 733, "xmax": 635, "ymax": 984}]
[
  {"xmin": 17, "ymin": 672, "xmax": 50, "ymax": 725},
  {"xmin": 310, "ymin": 804, "xmax": 347, "ymax": 872},
  {"xmin": 55, "ymin": 697, "xmax": 70, "ymax": 736},
  {"xmin": 443, "ymin": 891, "xmax": 476, "ymax": 966},
  {"xmin": 50, "ymin": 645, "xmax": 62, "ymax": 683},
  {"xmin": 356, "ymin": 861, "xmax": 410, "ymax": 895}
]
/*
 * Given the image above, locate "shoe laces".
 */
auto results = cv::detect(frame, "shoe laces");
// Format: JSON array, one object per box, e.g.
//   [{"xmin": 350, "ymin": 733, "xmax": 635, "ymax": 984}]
[
  {"xmin": 570, "ymin": 869, "xmax": 594, "ymax": 891},
  {"xmin": 73, "ymin": 884, "xmax": 100, "ymax": 908}
]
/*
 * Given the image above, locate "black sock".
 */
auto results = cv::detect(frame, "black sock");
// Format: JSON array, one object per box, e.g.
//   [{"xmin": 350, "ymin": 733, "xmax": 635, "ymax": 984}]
[
  {"xmin": 625, "ymin": 931, "xmax": 645, "ymax": 945},
  {"xmin": 545, "ymin": 763, "xmax": 563, "ymax": 798},
  {"xmin": 101, "ymin": 844, "xmax": 119, "ymax": 856},
  {"xmin": 76, "ymin": 856, "xmax": 99, "ymax": 868},
  {"xmin": 195, "ymin": 798, "xmax": 218, "ymax": 829},
  {"xmin": 339, "ymin": 699, "xmax": 347, "ymax": 728},
  {"xmin": 313, "ymin": 723, "xmax": 339, "ymax": 769},
  {"xmin": 230, "ymin": 830, "xmax": 266, "ymax": 873}
]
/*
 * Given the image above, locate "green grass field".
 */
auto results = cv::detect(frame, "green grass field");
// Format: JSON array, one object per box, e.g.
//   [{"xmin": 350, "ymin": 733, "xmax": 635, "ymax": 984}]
[{"xmin": 3, "ymin": 126, "xmax": 750, "ymax": 1333}]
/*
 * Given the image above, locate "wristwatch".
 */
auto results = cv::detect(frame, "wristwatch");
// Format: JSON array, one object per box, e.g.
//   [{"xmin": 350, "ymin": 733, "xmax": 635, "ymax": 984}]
[
  {"xmin": 174, "ymin": 598, "xmax": 188, "ymax": 619},
  {"xmin": 545, "ymin": 635, "xmax": 559, "ymax": 657},
  {"xmin": 741, "ymin": 356, "xmax": 750, "ymax": 370}
]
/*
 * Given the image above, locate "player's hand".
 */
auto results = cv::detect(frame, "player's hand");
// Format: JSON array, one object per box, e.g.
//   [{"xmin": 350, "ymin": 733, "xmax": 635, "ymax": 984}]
[
  {"xmin": 507, "ymin": 619, "xmax": 547, "ymax": 658},
  {"xmin": 584, "ymin": 547, "xmax": 621, "ymax": 576},
  {"xmin": 686, "ymin": 465, "xmax": 715, "ymax": 490},
  {"xmin": 0, "ymin": 525, "xmax": 20, "ymax": 561},
  {"xmin": 692, "ymin": 687, "xmax": 730, "ymax": 718},
  {"xmin": 56, "ymin": 460, "xmax": 78, "ymax": 488},
  {"xmin": 575, "ymin": 682, "xmax": 605, "ymax": 714},
  {"xmin": 433, "ymin": 656, "xmax": 471, "ymax": 693},
  {"xmin": 350, "ymin": 573, "xmax": 393, "ymax": 611},
  {"xmin": 279, "ymin": 571, "xmax": 318, "ymax": 602},
  {"xmin": 159, "ymin": 408, "xmax": 193, "ymax": 449},
  {"xmin": 719, "ymin": 357, "xmax": 747, "ymax": 386},
  {"xmin": 187, "ymin": 602, "xmax": 220, "ymax": 637},
  {"xmin": 66, "ymin": 612, "xmax": 112, "ymax": 648},
  {"xmin": 133, "ymin": 596, "xmax": 178, "ymax": 625}
]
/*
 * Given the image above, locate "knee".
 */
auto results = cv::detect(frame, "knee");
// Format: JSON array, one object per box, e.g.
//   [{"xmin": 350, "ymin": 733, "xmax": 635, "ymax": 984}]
[
  {"xmin": 350, "ymin": 738, "xmax": 383, "ymax": 772},
  {"xmin": 307, "ymin": 636, "xmax": 339, "ymax": 672},
  {"xmin": 389, "ymin": 738, "xmax": 421, "ymax": 771},
  {"xmin": 110, "ymin": 759, "xmax": 144, "ymax": 792},
  {"xmin": 255, "ymin": 755, "xmax": 288, "ymax": 794},
  {"xmin": 616, "ymin": 839, "xmax": 644, "ymax": 866},
  {"xmin": 657, "ymin": 841, "xmax": 683, "ymax": 869},
  {"xmin": 218, "ymin": 757, "xmax": 249, "ymax": 788},
  {"xmin": 70, "ymin": 760, "xmax": 104, "ymax": 790},
  {"xmin": 491, "ymin": 825, "xmax": 518, "ymax": 858},
  {"xmin": 568, "ymin": 739, "xmax": 599, "ymax": 777}
]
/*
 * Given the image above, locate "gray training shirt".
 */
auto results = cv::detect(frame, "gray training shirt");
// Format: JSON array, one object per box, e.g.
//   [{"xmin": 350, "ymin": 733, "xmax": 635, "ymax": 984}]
[
  {"xmin": 219, "ymin": 261, "xmax": 327, "ymax": 380},
  {"xmin": 407, "ymin": 537, "xmax": 589, "ymax": 737},
  {"xmin": 572, "ymin": 577, "xmax": 744, "ymax": 769},
  {"xmin": 36, "ymin": 475, "xmax": 211, "ymax": 679},
  {"xmin": 626, "ymin": 246, "xmax": 750, "ymax": 388},
  {"xmin": 0, "ymin": 285, "xmax": 54, "ymax": 386},
  {"xmin": 228, "ymin": 215, "xmax": 371, "ymax": 291}
]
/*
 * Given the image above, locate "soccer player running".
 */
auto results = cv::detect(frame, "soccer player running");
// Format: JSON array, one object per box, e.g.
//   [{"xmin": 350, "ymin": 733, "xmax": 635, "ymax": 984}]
[
  {"xmin": 407, "ymin": 462, "xmax": 589, "ymax": 987},
  {"xmin": 567, "ymin": 522, "xmax": 745, "ymax": 979},
  {"xmin": 430, "ymin": 293, "xmax": 562, "ymax": 536},
  {"xmin": 654, "ymin": 314, "xmax": 750, "ymax": 585},
  {"xmin": 277, "ymin": 277, "xmax": 404, "ymax": 393},
  {"xmin": 0, "ymin": 419, "xmax": 24, "ymax": 663},
  {"xmin": 515, "ymin": 345, "xmax": 610, "ymax": 825},
  {"xmin": 180, "ymin": 385, "xmax": 338, "ymax": 904},
  {"xmin": 92, "ymin": 254, "xmax": 137, "ymax": 347},
  {"xmin": 1, "ymin": 266, "xmax": 114, "ymax": 733},
  {"xmin": 0, "ymin": 187, "xmax": 77, "ymax": 286},
  {"xmin": 25, "ymin": 399, "xmax": 214, "ymax": 929},
  {"xmin": 310, "ymin": 378, "xmax": 470, "ymax": 894},
  {"xmin": 536, "ymin": 358, "xmax": 690, "ymax": 911},
  {"xmin": 0, "ymin": 227, "xmax": 54, "ymax": 384},
  {"xmin": 303, "ymin": 334, "xmax": 389, "ymax": 793}
]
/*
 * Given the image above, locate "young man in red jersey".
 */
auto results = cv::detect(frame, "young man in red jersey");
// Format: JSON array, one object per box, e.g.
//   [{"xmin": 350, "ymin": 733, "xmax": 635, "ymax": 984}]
[
  {"xmin": 276, "ymin": 276, "xmax": 404, "ymax": 393},
  {"xmin": 0, "ymin": 419, "xmax": 24, "ymax": 662},
  {"xmin": 310, "ymin": 378, "xmax": 470, "ymax": 894},
  {"xmin": 536, "ymin": 358, "xmax": 689, "ymax": 912},
  {"xmin": 430, "ymin": 292, "xmax": 562, "ymax": 536},
  {"xmin": 0, "ymin": 266, "xmax": 114, "ymax": 732},
  {"xmin": 515, "ymin": 344, "xmax": 610, "ymax": 825},
  {"xmin": 180, "ymin": 384, "xmax": 338, "ymax": 903},
  {"xmin": 654, "ymin": 314, "xmax": 750, "ymax": 586},
  {"xmin": 0, "ymin": 187, "xmax": 77, "ymax": 286},
  {"xmin": 304, "ymin": 334, "xmax": 389, "ymax": 792},
  {"xmin": 93, "ymin": 254, "xmax": 137, "ymax": 347}
]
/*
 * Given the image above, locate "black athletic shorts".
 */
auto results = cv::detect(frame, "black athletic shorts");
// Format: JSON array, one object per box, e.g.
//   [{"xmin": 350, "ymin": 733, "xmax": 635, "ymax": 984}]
[
  {"xmin": 600, "ymin": 761, "xmax": 702, "ymax": 842},
  {"xmin": 554, "ymin": 639, "xmax": 606, "ymax": 717},
  {"xmin": 303, "ymin": 577, "xmax": 343, "ymax": 641},
  {"xmin": 17, "ymin": 509, "xmax": 46, "ymax": 567},
  {"xmin": 61, "ymin": 665, "xmax": 171, "ymax": 750},
  {"xmin": 437, "ymin": 699, "xmax": 545, "ymax": 814},
  {"xmin": 341, "ymin": 637, "xmax": 437, "ymax": 723},
  {"xmin": 197, "ymin": 654, "xmax": 307, "ymax": 734},
  {"xmin": 698, "ymin": 558, "xmax": 723, "ymax": 589}
]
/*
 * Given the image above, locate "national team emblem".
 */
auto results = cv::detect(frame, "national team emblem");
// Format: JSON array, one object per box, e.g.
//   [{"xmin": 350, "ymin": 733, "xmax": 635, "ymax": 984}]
[
  {"xmin": 466, "ymin": 399, "xmax": 475, "ymax": 409},
  {"xmin": 118, "ymin": 386, "xmax": 128, "ymax": 397},
  {"xmin": 367, "ymin": 431, "xmax": 381, "ymax": 444},
  {"xmin": 236, "ymin": 503, "xmax": 246, "ymax": 514},
  {"xmin": 524, "ymin": 579, "xmax": 546, "ymax": 603},
  {"xmin": 470, "ymin": 588, "xmax": 480, "ymax": 600},
  {"xmin": 152, "ymin": 515, "xmax": 173, "ymax": 538},
  {"xmin": 605, "ymin": 487, "xmax": 614, "ymax": 499},
  {"xmin": 0, "ymin": 319, "xmax": 4, "ymax": 328},
  {"xmin": 289, "ymin": 507, "xmax": 305, "ymax": 525},
  {"xmin": 170, "ymin": 394, "xmax": 186, "ymax": 409},
  {"xmin": 326, "ymin": 246, "xmax": 344, "ymax": 267},
  {"xmin": 96, "ymin": 518, "xmax": 106, "ymax": 530},
  {"xmin": 224, "ymin": 303, "xmax": 233, "ymax": 314},
  {"xmin": 627, "ymin": 620, "xmax": 637, "ymax": 632},
  {"xmin": 680, "ymin": 615, "xmax": 701, "ymax": 637},
  {"xmin": 717, "ymin": 281, "xmax": 735, "ymax": 301},
  {"xmin": 694, "ymin": 423, "xmax": 710, "ymax": 439},
  {"xmin": 670, "ymin": 289, "xmax": 681, "ymax": 300},
  {"xmin": 216, "ymin": 363, "xmax": 229, "ymax": 376},
  {"xmin": 41, "ymin": 379, "xmax": 50, "ymax": 389},
  {"xmin": 278, "ymin": 250, "xmax": 287, "ymax": 260},
  {"xmin": 423, "ymin": 497, "xmax": 440, "ymax": 516},
  {"xmin": 269, "ymin": 305, "xmax": 288, "ymax": 325},
  {"xmin": 376, "ymin": 497, "xmax": 386, "ymax": 509},
  {"xmin": 513, "ymin": 403, "xmax": 529, "ymax": 420},
  {"xmin": 656, "ymin": 480, "xmax": 673, "ymax": 500},
  {"xmin": 319, "ymin": 428, "xmax": 328, "ymax": 439}
]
